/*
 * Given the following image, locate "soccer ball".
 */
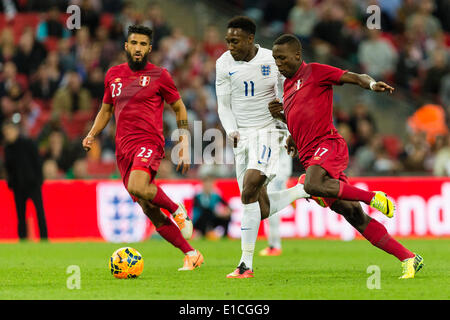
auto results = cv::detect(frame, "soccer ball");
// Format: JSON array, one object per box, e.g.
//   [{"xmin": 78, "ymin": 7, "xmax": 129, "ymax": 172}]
[{"xmin": 109, "ymin": 247, "xmax": 144, "ymax": 279}]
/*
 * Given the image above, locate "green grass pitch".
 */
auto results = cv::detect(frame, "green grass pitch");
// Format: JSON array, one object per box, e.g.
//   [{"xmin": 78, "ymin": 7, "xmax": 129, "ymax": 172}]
[{"xmin": 0, "ymin": 238, "xmax": 449, "ymax": 300}]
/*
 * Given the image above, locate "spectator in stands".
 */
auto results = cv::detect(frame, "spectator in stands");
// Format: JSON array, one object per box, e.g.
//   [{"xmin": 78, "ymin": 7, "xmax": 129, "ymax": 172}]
[
  {"xmin": 42, "ymin": 158, "xmax": 61, "ymax": 179},
  {"xmin": 58, "ymin": 38, "xmax": 77, "ymax": 73},
  {"xmin": 0, "ymin": 28, "xmax": 16, "ymax": 65},
  {"xmin": 2, "ymin": 120, "xmax": 48, "ymax": 241},
  {"xmin": 95, "ymin": 25, "xmax": 121, "ymax": 71},
  {"xmin": 402, "ymin": 131, "xmax": 430, "ymax": 172},
  {"xmin": 36, "ymin": 5, "xmax": 71, "ymax": 42},
  {"xmin": 357, "ymin": 29, "xmax": 398, "ymax": 81},
  {"xmin": 79, "ymin": 0, "xmax": 100, "ymax": 38},
  {"xmin": 433, "ymin": 134, "xmax": 450, "ymax": 176},
  {"xmin": 85, "ymin": 66, "xmax": 104, "ymax": 102},
  {"xmin": 423, "ymin": 49, "xmax": 449, "ymax": 100},
  {"xmin": 147, "ymin": 3, "xmax": 172, "ymax": 50},
  {"xmin": 52, "ymin": 71, "xmax": 92, "ymax": 116},
  {"xmin": 42, "ymin": 129, "xmax": 75, "ymax": 173},
  {"xmin": 202, "ymin": 25, "xmax": 227, "ymax": 61},
  {"xmin": 440, "ymin": 73, "xmax": 450, "ymax": 111},
  {"xmin": 395, "ymin": 30, "xmax": 424, "ymax": 91},
  {"xmin": 311, "ymin": 1, "xmax": 348, "ymax": 58},
  {"xmin": 405, "ymin": 0, "xmax": 442, "ymax": 39},
  {"xmin": 287, "ymin": 0, "xmax": 318, "ymax": 44},
  {"xmin": 13, "ymin": 27, "xmax": 47, "ymax": 76},
  {"xmin": 157, "ymin": 27, "xmax": 192, "ymax": 72},
  {"xmin": 348, "ymin": 102, "xmax": 377, "ymax": 138},
  {"xmin": 0, "ymin": 61, "xmax": 28, "ymax": 100},
  {"xmin": 30, "ymin": 62, "xmax": 60, "ymax": 100},
  {"xmin": 193, "ymin": 174, "xmax": 231, "ymax": 239}
]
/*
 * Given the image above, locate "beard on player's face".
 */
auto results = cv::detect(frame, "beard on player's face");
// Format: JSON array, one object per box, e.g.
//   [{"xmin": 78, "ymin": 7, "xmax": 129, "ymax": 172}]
[{"xmin": 126, "ymin": 50, "xmax": 149, "ymax": 71}]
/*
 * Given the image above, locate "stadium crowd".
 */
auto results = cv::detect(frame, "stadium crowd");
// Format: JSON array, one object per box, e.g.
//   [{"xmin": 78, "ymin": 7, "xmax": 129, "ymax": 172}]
[{"xmin": 0, "ymin": 0, "xmax": 449, "ymax": 181}]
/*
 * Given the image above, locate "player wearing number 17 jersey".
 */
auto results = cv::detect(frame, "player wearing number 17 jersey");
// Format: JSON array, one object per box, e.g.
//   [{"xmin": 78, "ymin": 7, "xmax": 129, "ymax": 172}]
[
  {"xmin": 269, "ymin": 34, "xmax": 423, "ymax": 279},
  {"xmin": 82, "ymin": 25, "xmax": 203, "ymax": 271},
  {"xmin": 216, "ymin": 17, "xmax": 309, "ymax": 278}
]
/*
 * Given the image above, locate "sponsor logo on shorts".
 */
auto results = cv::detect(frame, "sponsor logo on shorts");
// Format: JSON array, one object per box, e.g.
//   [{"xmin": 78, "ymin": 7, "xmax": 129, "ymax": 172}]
[{"xmin": 313, "ymin": 156, "xmax": 321, "ymax": 160}]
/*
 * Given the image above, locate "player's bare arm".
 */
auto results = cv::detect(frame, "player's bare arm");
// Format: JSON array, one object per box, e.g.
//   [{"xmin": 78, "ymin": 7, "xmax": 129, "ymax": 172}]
[
  {"xmin": 82, "ymin": 102, "xmax": 114, "ymax": 151},
  {"xmin": 268, "ymin": 99, "xmax": 286, "ymax": 123},
  {"xmin": 339, "ymin": 71, "xmax": 395, "ymax": 93},
  {"xmin": 170, "ymin": 98, "xmax": 190, "ymax": 174}
]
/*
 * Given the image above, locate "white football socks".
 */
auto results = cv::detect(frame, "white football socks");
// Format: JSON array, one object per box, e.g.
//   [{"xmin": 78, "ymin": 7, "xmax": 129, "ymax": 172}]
[
  {"xmin": 268, "ymin": 214, "xmax": 281, "ymax": 249},
  {"xmin": 239, "ymin": 201, "xmax": 261, "ymax": 270},
  {"xmin": 267, "ymin": 184, "xmax": 309, "ymax": 217}
]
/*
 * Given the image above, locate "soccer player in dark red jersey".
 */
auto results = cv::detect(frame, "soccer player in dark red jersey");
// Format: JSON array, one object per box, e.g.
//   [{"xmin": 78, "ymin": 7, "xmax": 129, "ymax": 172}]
[
  {"xmin": 82, "ymin": 25, "xmax": 203, "ymax": 271},
  {"xmin": 268, "ymin": 34, "xmax": 423, "ymax": 279}
]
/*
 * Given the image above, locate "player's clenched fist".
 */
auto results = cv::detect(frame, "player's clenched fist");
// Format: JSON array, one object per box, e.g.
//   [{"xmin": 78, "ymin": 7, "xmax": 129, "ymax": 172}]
[
  {"xmin": 82, "ymin": 135, "xmax": 94, "ymax": 151},
  {"xmin": 268, "ymin": 99, "xmax": 285, "ymax": 121}
]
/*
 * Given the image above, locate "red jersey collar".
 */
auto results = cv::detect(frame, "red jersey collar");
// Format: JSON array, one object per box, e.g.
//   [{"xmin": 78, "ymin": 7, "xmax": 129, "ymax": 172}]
[{"xmin": 292, "ymin": 60, "xmax": 307, "ymax": 79}]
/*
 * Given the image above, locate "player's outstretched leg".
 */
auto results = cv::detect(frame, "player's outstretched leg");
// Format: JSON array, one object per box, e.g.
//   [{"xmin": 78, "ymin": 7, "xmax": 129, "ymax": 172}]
[
  {"xmin": 264, "ymin": 180, "xmax": 309, "ymax": 219},
  {"xmin": 330, "ymin": 200, "xmax": 424, "ymax": 279},
  {"xmin": 138, "ymin": 200, "xmax": 203, "ymax": 271},
  {"xmin": 128, "ymin": 169, "xmax": 193, "ymax": 239},
  {"xmin": 302, "ymin": 166, "xmax": 395, "ymax": 218}
]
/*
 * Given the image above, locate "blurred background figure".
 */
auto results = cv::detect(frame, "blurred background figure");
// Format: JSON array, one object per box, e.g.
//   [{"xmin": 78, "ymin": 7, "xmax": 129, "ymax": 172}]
[
  {"xmin": 192, "ymin": 175, "xmax": 231, "ymax": 240},
  {"xmin": 2, "ymin": 118, "xmax": 48, "ymax": 241}
]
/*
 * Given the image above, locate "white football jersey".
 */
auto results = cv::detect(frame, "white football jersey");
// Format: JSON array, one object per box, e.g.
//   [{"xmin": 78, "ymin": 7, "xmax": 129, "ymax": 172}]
[{"xmin": 216, "ymin": 45, "xmax": 285, "ymax": 130}]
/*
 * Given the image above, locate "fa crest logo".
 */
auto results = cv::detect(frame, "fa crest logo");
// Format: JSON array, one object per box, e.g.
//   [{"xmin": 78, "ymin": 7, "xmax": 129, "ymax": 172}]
[
  {"xmin": 261, "ymin": 65, "xmax": 271, "ymax": 76},
  {"xmin": 97, "ymin": 182, "xmax": 151, "ymax": 243},
  {"xmin": 139, "ymin": 75, "xmax": 151, "ymax": 86}
]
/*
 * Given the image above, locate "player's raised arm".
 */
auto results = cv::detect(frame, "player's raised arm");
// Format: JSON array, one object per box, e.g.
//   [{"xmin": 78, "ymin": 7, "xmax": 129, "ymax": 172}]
[
  {"xmin": 339, "ymin": 71, "xmax": 395, "ymax": 94},
  {"xmin": 82, "ymin": 102, "xmax": 114, "ymax": 151},
  {"xmin": 169, "ymin": 98, "xmax": 190, "ymax": 174}
]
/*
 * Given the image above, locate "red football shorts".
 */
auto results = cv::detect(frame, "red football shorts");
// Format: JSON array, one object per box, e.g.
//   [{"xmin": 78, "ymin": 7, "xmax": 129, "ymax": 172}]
[
  {"xmin": 302, "ymin": 136, "xmax": 349, "ymax": 207},
  {"xmin": 116, "ymin": 144, "xmax": 164, "ymax": 202}
]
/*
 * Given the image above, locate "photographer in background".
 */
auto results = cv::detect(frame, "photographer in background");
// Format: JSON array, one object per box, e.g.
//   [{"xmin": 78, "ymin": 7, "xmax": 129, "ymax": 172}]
[{"xmin": 2, "ymin": 118, "xmax": 48, "ymax": 241}]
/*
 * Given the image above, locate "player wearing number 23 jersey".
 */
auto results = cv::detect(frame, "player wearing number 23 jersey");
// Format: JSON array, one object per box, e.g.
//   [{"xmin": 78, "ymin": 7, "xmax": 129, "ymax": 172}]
[{"xmin": 103, "ymin": 62, "xmax": 181, "ymax": 188}]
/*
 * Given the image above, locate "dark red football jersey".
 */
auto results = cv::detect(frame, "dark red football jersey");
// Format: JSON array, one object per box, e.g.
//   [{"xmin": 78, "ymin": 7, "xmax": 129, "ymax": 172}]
[
  {"xmin": 283, "ymin": 61, "xmax": 347, "ymax": 162},
  {"xmin": 103, "ymin": 62, "xmax": 181, "ymax": 156}
]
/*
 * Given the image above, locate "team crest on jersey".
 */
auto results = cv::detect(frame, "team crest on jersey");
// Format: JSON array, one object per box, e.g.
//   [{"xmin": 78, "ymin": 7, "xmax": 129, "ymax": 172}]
[
  {"xmin": 139, "ymin": 75, "xmax": 151, "ymax": 86},
  {"xmin": 261, "ymin": 65, "xmax": 271, "ymax": 76}
]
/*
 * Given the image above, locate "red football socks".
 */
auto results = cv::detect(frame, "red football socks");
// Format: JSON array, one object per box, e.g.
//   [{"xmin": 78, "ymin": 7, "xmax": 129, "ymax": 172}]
[
  {"xmin": 362, "ymin": 219, "xmax": 415, "ymax": 261},
  {"xmin": 151, "ymin": 186, "xmax": 179, "ymax": 214},
  {"xmin": 156, "ymin": 218, "xmax": 194, "ymax": 254},
  {"xmin": 338, "ymin": 181, "xmax": 376, "ymax": 205}
]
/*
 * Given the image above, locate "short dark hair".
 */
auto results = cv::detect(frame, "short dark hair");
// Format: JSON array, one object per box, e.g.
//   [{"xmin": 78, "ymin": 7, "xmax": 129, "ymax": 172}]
[
  {"xmin": 273, "ymin": 34, "xmax": 302, "ymax": 51},
  {"xmin": 227, "ymin": 16, "xmax": 256, "ymax": 35},
  {"xmin": 127, "ymin": 25, "xmax": 153, "ymax": 43}
]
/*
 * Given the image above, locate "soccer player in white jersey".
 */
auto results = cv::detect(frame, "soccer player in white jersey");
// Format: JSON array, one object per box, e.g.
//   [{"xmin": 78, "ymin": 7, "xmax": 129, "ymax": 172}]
[
  {"xmin": 215, "ymin": 16, "xmax": 309, "ymax": 278},
  {"xmin": 259, "ymin": 145, "xmax": 293, "ymax": 256}
]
